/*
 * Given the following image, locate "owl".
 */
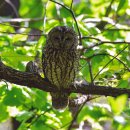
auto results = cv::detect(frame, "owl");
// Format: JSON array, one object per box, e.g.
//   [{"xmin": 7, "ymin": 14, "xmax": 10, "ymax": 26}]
[{"xmin": 42, "ymin": 26, "xmax": 79, "ymax": 109}]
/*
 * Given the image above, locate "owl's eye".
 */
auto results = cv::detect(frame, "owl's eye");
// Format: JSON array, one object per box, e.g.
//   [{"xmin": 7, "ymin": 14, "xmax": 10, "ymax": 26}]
[
  {"xmin": 54, "ymin": 36, "xmax": 60, "ymax": 41},
  {"xmin": 65, "ymin": 37, "xmax": 72, "ymax": 41},
  {"xmin": 65, "ymin": 38, "xmax": 70, "ymax": 41}
]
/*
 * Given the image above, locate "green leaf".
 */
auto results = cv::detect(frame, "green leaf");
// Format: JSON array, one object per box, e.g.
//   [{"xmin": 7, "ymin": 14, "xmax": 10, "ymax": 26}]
[
  {"xmin": 0, "ymin": 102, "xmax": 9, "ymax": 122},
  {"xmin": 12, "ymin": 34, "xmax": 27, "ymax": 43},
  {"xmin": 122, "ymin": 72, "xmax": 130, "ymax": 80},
  {"xmin": 108, "ymin": 94, "xmax": 128, "ymax": 115},
  {"xmin": 0, "ymin": 85, "xmax": 7, "ymax": 96},
  {"xmin": 54, "ymin": 109, "xmax": 72, "ymax": 127},
  {"xmin": 123, "ymin": 124, "xmax": 130, "ymax": 130},
  {"xmin": 45, "ymin": 112, "xmax": 61, "ymax": 128},
  {"xmin": 32, "ymin": 88, "xmax": 48, "ymax": 109},
  {"xmin": 16, "ymin": 111, "xmax": 34, "ymax": 122},
  {"xmin": 19, "ymin": 0, "xmax": 43, "ymax": 18},
  {"xmin": 77, "ymin": 105, "xmax": 109, "ymax": 123},
  {"xmin": 3, "ymin": 87, "xmax": 26, "ymax": 107},
  {"xmin": 117, "ymin": 80, "xmax": 129, "ymax": 88},
  {"xmin": 31, "ymin": 120, "xmax": 52, "ymax": 130},
  {"xmin": 1, "ymin": 48, "xmax": 34, "ymax": 69},
  {"xmin": 0, "ymin": 0, "xmax": 130, "ymax": 129},
  {"xmin": 46, "ymin": 2, "xmax": 57, "ymax": 18},
  {"xmin": 60, "ymin": 7, "xmax": 71, "ymax": 18},
  {"xmin": 117, "ymin": 0, "xmax": 126, "ymax": 12}
]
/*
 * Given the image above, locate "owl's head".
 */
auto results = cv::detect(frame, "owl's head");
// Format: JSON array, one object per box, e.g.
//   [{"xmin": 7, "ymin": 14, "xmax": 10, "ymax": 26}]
[{"xmin": 47, "ymin": 26, "xmax": 78, "ymax": 49}]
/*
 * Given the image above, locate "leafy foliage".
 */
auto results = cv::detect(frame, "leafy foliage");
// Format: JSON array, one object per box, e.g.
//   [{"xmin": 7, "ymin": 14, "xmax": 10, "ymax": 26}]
[{"xmin": 0, "ymin": 0, "xmax": 130, "ymax": 129}]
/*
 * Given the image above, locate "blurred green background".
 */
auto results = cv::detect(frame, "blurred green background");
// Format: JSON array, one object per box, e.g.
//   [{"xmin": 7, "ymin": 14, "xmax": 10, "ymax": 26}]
[{"xmin": 0, "ymin": 0, "xmax": 130, "ymax": 129}]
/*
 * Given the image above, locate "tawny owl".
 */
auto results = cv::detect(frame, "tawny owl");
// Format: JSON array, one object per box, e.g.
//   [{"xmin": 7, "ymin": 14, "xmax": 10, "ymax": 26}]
[{"xmin": 42, "ymin": 26, "xmax": 79, "ymax": 109}]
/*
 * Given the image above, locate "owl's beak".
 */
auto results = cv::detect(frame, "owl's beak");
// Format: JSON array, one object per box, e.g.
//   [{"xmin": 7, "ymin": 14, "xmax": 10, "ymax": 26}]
[
  {"xmin": 60, "ymin": 43, "xmax": 65, "ymax": 48},
  {"xmin": 60, "ymin": 36, "xmax": 66, "ymax": 48}
]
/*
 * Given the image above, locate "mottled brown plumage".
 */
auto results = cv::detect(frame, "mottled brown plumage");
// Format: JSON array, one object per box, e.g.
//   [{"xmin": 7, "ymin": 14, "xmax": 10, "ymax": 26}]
[{"xmin": 42, "ymin": 26, "xmax": 79, "ymax": 109}]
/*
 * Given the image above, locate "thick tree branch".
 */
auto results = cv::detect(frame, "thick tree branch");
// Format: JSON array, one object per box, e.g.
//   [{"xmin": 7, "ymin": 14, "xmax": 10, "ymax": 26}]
[
  {"xmin": 0, "ymin": 60, "xmax": 54, "ymax": 92},
  {"xmin": 1, "ymin": 61, "xmax": 130, "ymax": 98}
]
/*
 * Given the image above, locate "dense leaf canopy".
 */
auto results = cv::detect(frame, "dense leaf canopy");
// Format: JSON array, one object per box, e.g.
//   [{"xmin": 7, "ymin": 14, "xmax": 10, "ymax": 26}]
[{"xmin": 0, "ymin": 0, "xmax": 130, "ymax": 129}]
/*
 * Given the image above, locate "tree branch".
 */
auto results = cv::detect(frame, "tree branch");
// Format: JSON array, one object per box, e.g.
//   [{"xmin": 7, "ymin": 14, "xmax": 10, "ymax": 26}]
[
  {"xmin": 82, "ymin": 53, "xmax": 130, "ymax": 71},
  {"xmin": 105, "ymin": 0, "xmax": 115, "ymax": 17},
  {"xmin": 0, "ymin": 17, "xmax": 43, "ymax": 23},
  {"xmin": 1, "ymin": 60, "xmax": 130, "ymax": 98},
  {"xmin": 0, "ymin": 60, "xmax": 54, "ymax": 92},
  {"xmin": 96, "ymin": 0, "xmax": 115, "ymax": 30},
  {"xmin": 81, "ymin": 36, "xmax": 130, "ymax": 50}
]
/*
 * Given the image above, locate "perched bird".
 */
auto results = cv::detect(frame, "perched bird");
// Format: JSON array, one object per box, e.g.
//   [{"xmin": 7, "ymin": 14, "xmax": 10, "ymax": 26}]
[
  {"xmin": 26, "ymin": 51, "xmax": 42, "ymax": 74},
  {"xmin": 42, "ymin": 26, "xmax": 79, "ymax": 109}
]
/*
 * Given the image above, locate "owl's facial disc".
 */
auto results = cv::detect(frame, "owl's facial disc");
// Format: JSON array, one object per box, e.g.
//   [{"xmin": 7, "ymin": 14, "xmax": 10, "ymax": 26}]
[{"xmin": 48, "ymin": 26, "xmax": 78, "ymax": 49}]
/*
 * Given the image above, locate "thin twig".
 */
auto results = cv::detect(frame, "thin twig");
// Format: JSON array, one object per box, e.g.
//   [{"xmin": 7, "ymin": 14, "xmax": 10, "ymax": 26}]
[
  {"xmin": 67, "ymin": 96, "xmax": 99, "ymax": 130},
  {"xmin": 42, "ymin": 1, "xmax": 48, "ymax": 34},
  {"xmin": 70, "ymin": 0, "xmax": 73, "ymax": 9},
  {"xmin": 96, "ymin": 0, "xmax": 115, "ymax": 30},
  {"xmin": 100, "ymin": 41, "xmax": 130, "ymax": 44},
  {"xmin": 88, "ymin": 61, "xmax": 94, "ymax": 84},
  {"xmin": 1, "ymin": 79, "xmax": 9, "ymax": 90},
  {"xmin": 82, "ymin": 53, "xmax": 130, "ymax": 72},
  {"xmin": 105, "ymin": 0, "xmax": 115, "ymax": 17},
  {"xmin": 82, "ymin": 36, "xmax": 101, "ymax": 42},
  {"xmin": 88, "ymin": 53, "xmax": 130, "ymax": 71},
  {"xmin": 0, "ymin": 17, "xmax": 44, "ymax": 23},
  {"xmin": 105, "ymin": 28, "xmax": 130, "ymax": 31},
  {"xmin": 0, "ymin": 22, "xmax": 32, "ymax": 29},
  {"xmin": 68, "ymin": 99, "xmax": 88, "ymax": 130},
  {"xmin": 5, "ymin": 0, "xmax": 19, "ymax": 17},
  {"xmin": 27, "ymin": 108, "xmax": 52, "ymax": 128},
  {"xmin": 93, "ymin": 46, "xmax": 128, "ymax": 81},
  {"xmin": 0, "ymin": 30, "xmax": 46, "ymax": 36},
  {"xmin": 81, "ymin": 37, "xmax": 130, "ymax": 51},
  {"xmin": 49, "ymin": 0, "xmax": 82, "ymax": 45},
  {"xmin": 90, "ymin": 20, "xmax": 118, "ymax": 36}
]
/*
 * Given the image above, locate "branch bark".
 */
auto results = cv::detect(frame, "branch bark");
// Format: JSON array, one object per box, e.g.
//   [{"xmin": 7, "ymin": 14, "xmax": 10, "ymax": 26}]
[{"xmin": 1, "ymin": 60, "xmax": 130, "ymax": 97}]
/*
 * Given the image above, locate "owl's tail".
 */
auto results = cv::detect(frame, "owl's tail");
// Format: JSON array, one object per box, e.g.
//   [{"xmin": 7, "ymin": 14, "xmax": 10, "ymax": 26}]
[{"xmin": 50, "ymin": 92, "xmax": 69, "ymax": 110}]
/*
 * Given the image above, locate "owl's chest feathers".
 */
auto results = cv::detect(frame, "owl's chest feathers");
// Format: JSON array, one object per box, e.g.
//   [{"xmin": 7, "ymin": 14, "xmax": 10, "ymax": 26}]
[
  {"xmin": 44, "ymin": 47, "xmax": 79, "ymax": 88},
  {"xmin": 53, "ymin": 51, "xmax": 70, "ymax": 65},
  {"xmin": 47, "ymin": 48, "xmax": 76, "ymax": 65}
]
